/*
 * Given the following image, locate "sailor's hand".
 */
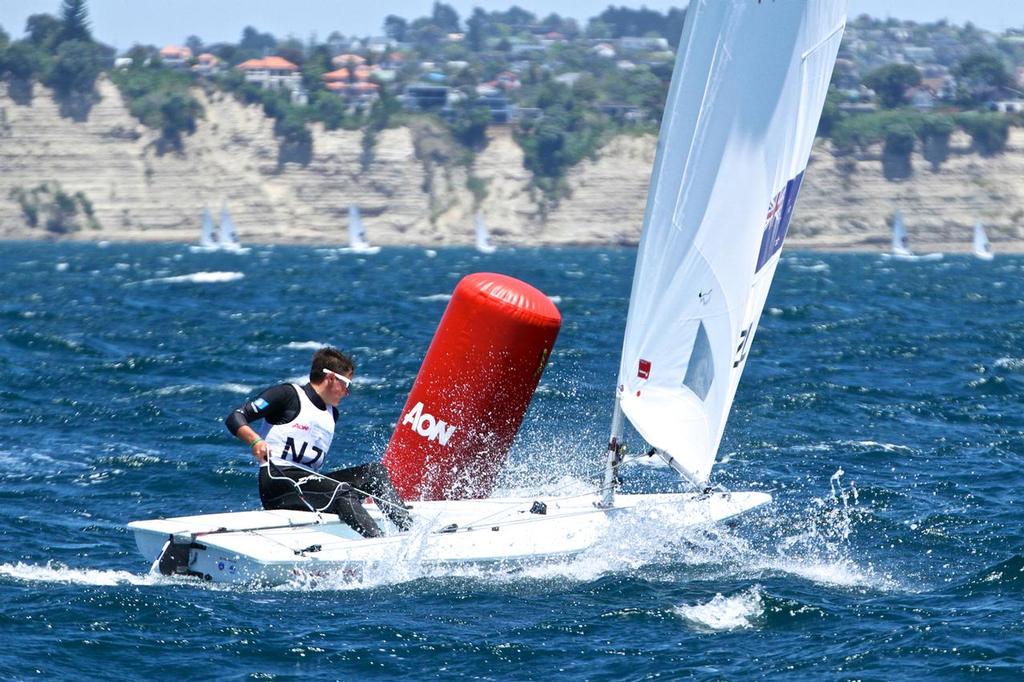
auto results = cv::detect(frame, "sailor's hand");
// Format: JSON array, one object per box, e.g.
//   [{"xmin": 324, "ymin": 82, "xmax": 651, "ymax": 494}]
[{"xmin": 250, "ymin": 438, "xmax": 270, "ymax": 462}]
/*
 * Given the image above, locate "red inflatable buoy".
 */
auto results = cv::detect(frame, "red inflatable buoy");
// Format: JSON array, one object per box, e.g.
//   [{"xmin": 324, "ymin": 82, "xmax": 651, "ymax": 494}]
[{"xmin": 382, "ymin": 273, "xmax": 561, "ymax": 500}]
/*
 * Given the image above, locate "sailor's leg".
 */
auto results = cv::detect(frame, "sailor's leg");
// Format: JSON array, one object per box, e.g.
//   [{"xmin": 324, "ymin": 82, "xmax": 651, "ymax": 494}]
[
  {"xmin": 261, "ymin": 464, "xmax": 383, "ymax": 537},
  {"xmin": 259, "ymin": 464, "xmax": 310, "ymax": 511},
  {"xmin": 328, "ymin": 462, "xmax": 412, "ymax": 531},
  {"xmin": 330, "ymin": 493, "xmax": 383, "ymax": 538}
]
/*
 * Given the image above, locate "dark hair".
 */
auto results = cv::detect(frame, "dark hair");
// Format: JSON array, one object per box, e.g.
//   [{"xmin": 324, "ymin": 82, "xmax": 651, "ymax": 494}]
[{"xmin": 309, "ymin": 347, "xmax": 354, "ymax": 383}]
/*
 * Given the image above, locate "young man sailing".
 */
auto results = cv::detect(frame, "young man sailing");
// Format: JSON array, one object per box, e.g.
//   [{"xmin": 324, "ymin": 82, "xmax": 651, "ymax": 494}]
[{"xmin": 226, "ymin": 347, "xmax": 411, "ymax": 537}]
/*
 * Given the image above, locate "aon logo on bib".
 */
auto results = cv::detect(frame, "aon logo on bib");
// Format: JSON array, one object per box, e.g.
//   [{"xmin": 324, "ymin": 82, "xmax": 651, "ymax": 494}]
[{"xmin": 402, "ymin": 401, "xmax": 456, "ymax": 446}]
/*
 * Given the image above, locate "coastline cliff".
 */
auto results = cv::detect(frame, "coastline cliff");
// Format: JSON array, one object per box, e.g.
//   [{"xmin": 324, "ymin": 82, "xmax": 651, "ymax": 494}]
[{"xmin": 2, "ymin": 78, "xmax": 1022, "ymax": 251}]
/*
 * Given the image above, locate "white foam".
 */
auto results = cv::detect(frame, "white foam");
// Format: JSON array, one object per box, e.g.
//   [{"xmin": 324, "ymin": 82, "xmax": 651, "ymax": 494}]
[
  {"xmin": 214, "ymin": 382, "xmax": 254, "ymax": 395},
  {"xmin": 283, "ymin": 341, "xmax": 326, "ymax": 351},
  {"xmin": 548, "ymin": 295, "xmax": 562, "ymax": 304},
  {"xmin": 674, "ymin": 585, "xmax": 764, "ymax": 630},
  {"xmin": 994, "ymin": 357, "xmax": 1024, "ymax": 370},
  {"xmin": 136, "ymin": 271, "xmax": 244, "ymax": 285},
  {"xmin": 0, "ymin": 561, "xmax": 160, "ymax": 586},
  {"xmin": 417, "ymin": 294, "xmax": 451, "ymax": 302}
]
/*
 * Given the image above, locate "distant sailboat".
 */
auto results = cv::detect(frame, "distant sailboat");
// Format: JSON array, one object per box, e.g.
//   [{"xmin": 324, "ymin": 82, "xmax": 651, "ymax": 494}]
[
  {"xmin": 189, "ymin": 207, "xmax": 219, "ymax": 253},
  {"xmin": 474, "ymin": 212, "xmax": 496, "ymax": 254},
  {"xmin": 218, "ymin": 204, "xmax": 249, "ymax": 254},
  {"xmin": 343, "ymin": 205, "xmax": 381, "ymax": 255},
  {"xmin": 972, "ymin": 222, "xmax": 994, "ymax": 260},
  {"xmin": 885, "ymin": 210, "xmax": 942, "ymax": 261}
]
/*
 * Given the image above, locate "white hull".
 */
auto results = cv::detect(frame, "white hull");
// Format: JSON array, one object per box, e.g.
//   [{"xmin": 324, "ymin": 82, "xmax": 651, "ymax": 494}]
[
  {"xmin": 973, "ymin": 251, "xmax": 994, "ymax": 261},
  {"xmin": 129, "ymin": 490, "xmax": 770, "ymax": 585},
  {"xmin": 338, "ymin": 245, "xmax": 381, "ymax": 255},
  {"xmin": 882, "ymin": 251, "xmax": 943, "ymax": 262}
]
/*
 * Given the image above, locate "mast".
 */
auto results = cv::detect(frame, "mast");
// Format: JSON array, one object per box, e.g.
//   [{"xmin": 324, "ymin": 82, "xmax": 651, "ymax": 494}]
[{"xmin": 597, "ymin": 398, "xmax": 626, "ymax": 508}]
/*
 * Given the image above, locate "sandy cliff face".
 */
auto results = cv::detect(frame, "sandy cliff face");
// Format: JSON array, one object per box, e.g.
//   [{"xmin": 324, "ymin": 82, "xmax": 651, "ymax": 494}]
[{"xmin": 1, "ymin": 78, "xmax": 1022, "ymax": 250}]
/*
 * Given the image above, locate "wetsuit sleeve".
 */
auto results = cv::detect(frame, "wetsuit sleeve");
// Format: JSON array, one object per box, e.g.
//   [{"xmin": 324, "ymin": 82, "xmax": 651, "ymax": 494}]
[{"xmin": 225, "ymin": 384, "xmax": 300, "ymax": 436}]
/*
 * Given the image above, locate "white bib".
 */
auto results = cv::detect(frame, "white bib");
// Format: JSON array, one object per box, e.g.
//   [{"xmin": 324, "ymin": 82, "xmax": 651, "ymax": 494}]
[{"xmin": 263, "ymin": 384, "xmax": 335, "ymax": 472}]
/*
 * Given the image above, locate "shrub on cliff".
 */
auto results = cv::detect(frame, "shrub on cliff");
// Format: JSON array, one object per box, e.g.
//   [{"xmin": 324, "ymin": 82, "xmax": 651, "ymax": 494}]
[
  {"xmin": 109, "ymin": 65, "xmax": 203, "ymax": 153},
  {"xmin": 514, "ymin": 78, "xmax": 606, "ymax": 205},
  {"xmin": 9, "ymin": 182, "xmax": 100, "ymax": 234},
  {"xmin": 956, "ymin": 112, "xmax": 1010, "ymax": 156},
  {"xmin": 0, "ymin": 40, "xmax": 44, "ymax": 103},
  {"xmin": 46, "ymin": 39, "xmax": 104, "ymax": 120},
  {"xmin": 917, "ymin": 114, "xmax": 955, "ymax": 171},
  {"xmin": 882, "ymin": 124, "xmax": 916, "ymax": 179}
]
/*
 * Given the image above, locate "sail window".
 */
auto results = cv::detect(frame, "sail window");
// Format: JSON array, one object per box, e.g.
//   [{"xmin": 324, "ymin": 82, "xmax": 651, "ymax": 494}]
[{"xmin": 683, "ymin": 321, "xmax": 714, "ymax": 401}]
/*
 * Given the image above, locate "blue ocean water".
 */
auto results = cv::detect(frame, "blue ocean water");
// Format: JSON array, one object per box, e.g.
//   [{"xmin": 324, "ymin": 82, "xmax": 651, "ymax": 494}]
[{"xmin": 1, "ymin": 242, "xmax": 1022, "ymax": 679}]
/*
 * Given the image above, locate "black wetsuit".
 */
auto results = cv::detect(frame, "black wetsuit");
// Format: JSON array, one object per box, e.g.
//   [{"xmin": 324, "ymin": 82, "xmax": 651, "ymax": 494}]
[{"xmin": 226, "ymin": 383, "xmax": 410, "ymax": 537}]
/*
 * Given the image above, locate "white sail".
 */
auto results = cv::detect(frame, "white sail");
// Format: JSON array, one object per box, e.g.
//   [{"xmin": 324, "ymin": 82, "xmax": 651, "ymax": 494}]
[
  {"xmin": 199, "ymin": 208, "xmax": 216, "ymax": 248},
  {"xmin": 615, "ymin": 0, "xmax": 846, "ymax": 484},
  {"xmin": 475, "ymin": 212, "xmax": 496, "ymax": 254},
  {"xmin": 346, "ymin": 205, "xmax": 381, "ymax": 254},
  {"xmin": 973, "ymin": 222, "xmax": 993, "ymax": 260},
  {"xmin": 218, "ymin": 204, "xmax": 242, "ymax": 250},
  {"xmin": 891, "ymin": 210, "xmax": 912, "ymax": 257}
]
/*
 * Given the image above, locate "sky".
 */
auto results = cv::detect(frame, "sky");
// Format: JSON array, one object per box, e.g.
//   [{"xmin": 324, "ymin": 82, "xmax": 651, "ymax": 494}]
[{"xmin": 0, "ymin": 1, "xmax": 1021, "ymax": 51}]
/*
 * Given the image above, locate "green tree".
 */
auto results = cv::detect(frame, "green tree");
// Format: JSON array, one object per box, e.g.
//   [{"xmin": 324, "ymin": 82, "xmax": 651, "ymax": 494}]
[
  {"xmin": 58, "ymin": 0, "xmax": 92, "ymax": 44},
  {"xmin": 954, "ymin": 52, "xmax": 1011, "ymax": 105},
  {"xmin": 448, "ymin": 98, "xmax": 491, "ymax": 150},
  {"xmin": 26, "ymin": 13, "xmax": 61, "ymax": 50},
  {"xmin": 917, "ymin": 114, "xmax": 955, "ymax": 171},
  {"xmin": 882, "ymin": 124, "xmax": 915, "ymax": 179},
  {"xmin": 863, "ymin": 63, "xmax": 921, "ymax": 108},
  {"xmin": 47, "ymin": 39, "xmax": 101, "ymax": 96},
  {"xmin": 185, "ymin": 35, "xmax": 203, "ymax": 56},
  {"xmin": 957, "ymin": 112, "xmax": 1009, "ymax": 156},
  {"xmin": 383, "ymin": 15, "xmax": 408, "ymax": 42},
  {"xmin": 431, "ymin": 2, "xmax": 461, "ymax": 33},
  {"xmin": 466, "ymin": 8, "xmax": 486, "ymax": 52}
]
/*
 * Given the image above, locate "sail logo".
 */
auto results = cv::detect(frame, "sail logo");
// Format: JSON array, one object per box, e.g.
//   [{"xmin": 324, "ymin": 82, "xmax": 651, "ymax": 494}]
[
  {"xmin": 755, "ymin": 172, "xmax": 804, "ymax": 273},
  {"xmin": 402, "ymin": 402, "xmax": 457, "ymax": 446}
]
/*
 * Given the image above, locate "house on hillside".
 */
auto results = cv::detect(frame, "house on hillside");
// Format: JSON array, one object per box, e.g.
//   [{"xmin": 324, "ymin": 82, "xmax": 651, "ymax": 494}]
[
  {"xmin": 159, "ymin": 45, "xmax": 192, "ymax": 69},
  {"xmin": 236, "ymin": 56, "xmax": 304, "ymax": 104},
  {"xmin": 193, "ymin": 53, "xmax": 223, "ymax": 76}
]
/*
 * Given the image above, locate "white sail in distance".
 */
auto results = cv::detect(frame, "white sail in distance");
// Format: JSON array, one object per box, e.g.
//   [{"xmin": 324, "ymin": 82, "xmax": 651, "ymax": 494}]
[
  {"xmin": 349, "ymin": 205, "xmax": 367, "ymax": 249},
  {"xmin": 616, "ymin": 0, "xmax": 846, "ymax": 484},
  {"xmin": 475, "ymin": 212, "xmax": 496, "ymax": 253},
  {"xmin": 973, "ymin": 222, "xmax": 993, "ymax": 260},
  {"xmin": 218, "ymin": 204, "xmax": 240, "ymax": 249},
  {"xmin": 199, "ymin": 208, "xmax": 215, "ymax": 248},
  {"xmin": 891, "ymin": 210, "xmax": 912, "ymax": 256}
]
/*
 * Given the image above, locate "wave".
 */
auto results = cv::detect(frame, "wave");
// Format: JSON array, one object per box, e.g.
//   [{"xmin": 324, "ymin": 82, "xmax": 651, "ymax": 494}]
[
  {"xmin": 283, "ymin": 341, "xmax": 326, "ymax": 351},
  {"xmin": 673, "ymin": 585, "xmax": 764, "ymax": 630},
  {"xmin": 417, "ymin": 294, "xmax": 452, "ymax": 302},
  {"xmin": 951, "ymin": 554, "xmax": 1024, "ymax": 595},
  {"xmin": 0, "ymin": 561, "xmax": 160, "ymax": 586},
  {"xmin": 133, "ymin": 271, "xmax": 245, "ymax": 285}
]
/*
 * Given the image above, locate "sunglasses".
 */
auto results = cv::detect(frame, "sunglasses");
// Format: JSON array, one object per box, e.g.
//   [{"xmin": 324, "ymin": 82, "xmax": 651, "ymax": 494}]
[{"xmin": 322, "ymin": 368, "xmax": 352, "ymax": 389}]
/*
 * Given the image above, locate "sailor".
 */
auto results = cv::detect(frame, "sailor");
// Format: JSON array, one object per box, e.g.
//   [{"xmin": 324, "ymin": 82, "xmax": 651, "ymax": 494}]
[{"xmin": 225, "ymin": 346, "xmax": 411, "ymax": 537}]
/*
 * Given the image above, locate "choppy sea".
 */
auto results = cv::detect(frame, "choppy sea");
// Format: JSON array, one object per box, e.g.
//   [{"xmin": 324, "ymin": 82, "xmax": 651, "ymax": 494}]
[{"xmin": 1, "ymin": 242, "xmax": 1022, "ymax": 679}]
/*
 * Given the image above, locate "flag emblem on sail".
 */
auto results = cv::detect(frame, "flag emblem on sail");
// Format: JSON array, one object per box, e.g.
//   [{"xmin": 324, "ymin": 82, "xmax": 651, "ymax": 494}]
[{"xmin": 756, "ymin": 173, "xmax": 804, "ymax": 273}]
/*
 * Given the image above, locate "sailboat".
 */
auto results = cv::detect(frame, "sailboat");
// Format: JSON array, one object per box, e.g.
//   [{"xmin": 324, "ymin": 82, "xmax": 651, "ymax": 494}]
[
  {"xmin": 128, "ymin": 0, "xmax": 846, "ymax": 585},
  {"xmin": 474, "ymin": 212, "xmax": 497, "ymax": 254},
  {"xmin": 188, "ymin": 207, "xmax": 219, "ymax": 253},
  {"xmin": 342, "ymin": 205, "xmax": 381, "ymax": 255},
  {"xmin": 972, "ymin": 222, "xmax": 994, "ymax": 260},
  {"xmin": 217, "ymin": 204, "xmax": 249, "ymax": 254},
  {"xmin": 885, "ymin": 210, "xmax": 942, "ymax": 261}
]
